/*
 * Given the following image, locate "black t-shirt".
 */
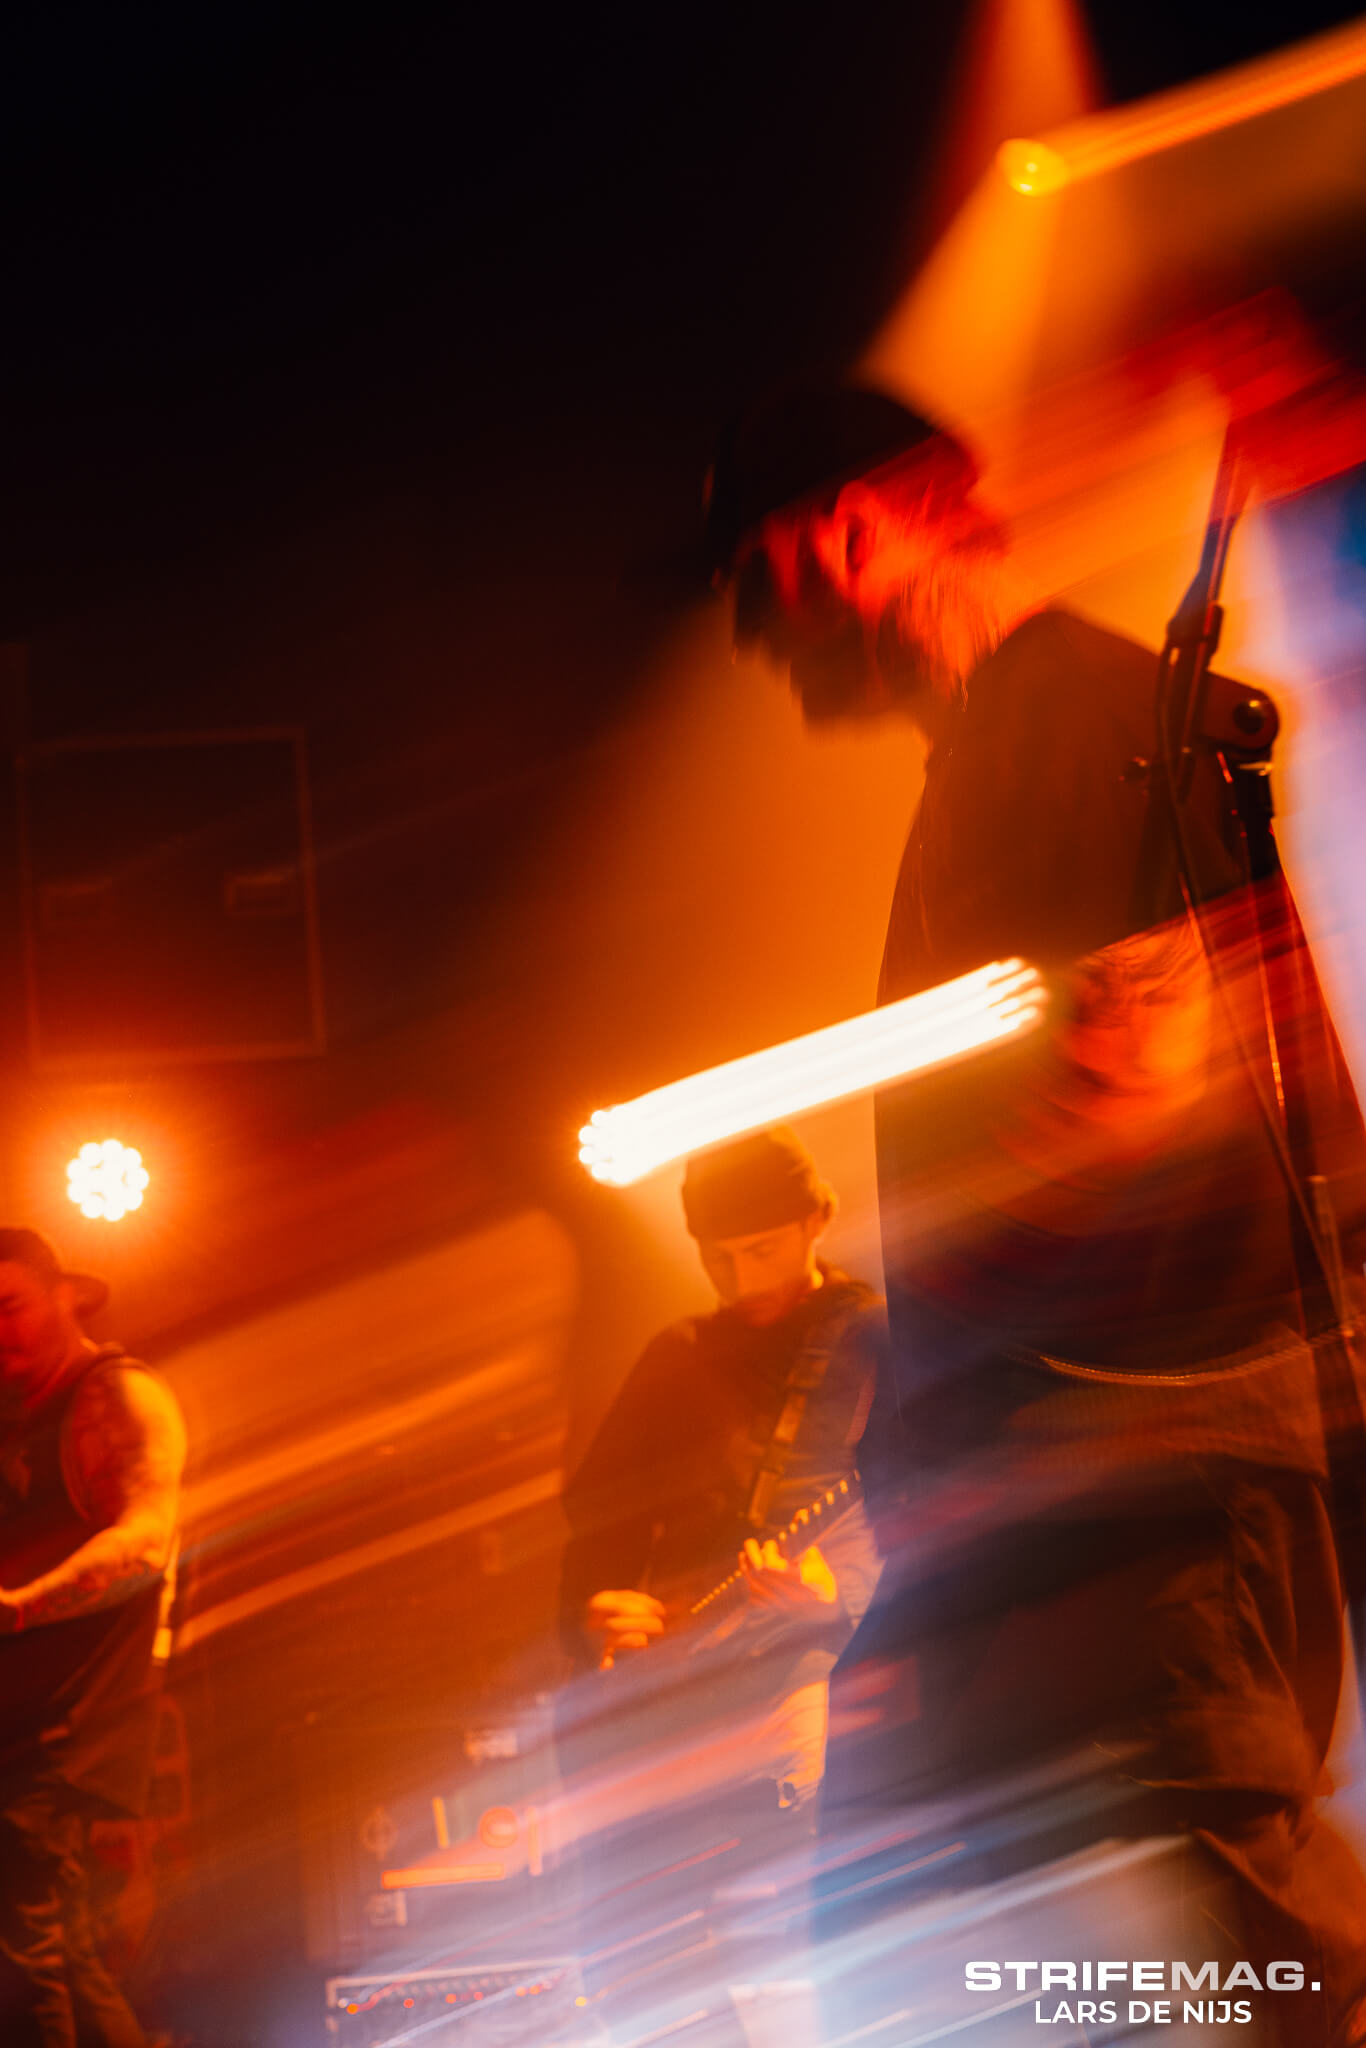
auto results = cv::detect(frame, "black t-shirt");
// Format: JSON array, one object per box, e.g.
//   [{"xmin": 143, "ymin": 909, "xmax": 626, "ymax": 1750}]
[
  {"xmin": 839, "ymin": 608, "xmax": 1366, "ymax": 1801},
  {"xmin": 876, "ymin": 607, "xmax": 1366, "ymax": 1385},
  {"xmin": 559, "ymin": 1270, "xmax": 885, "ymax": 1666},
  {"xmin": 880, "ymin": 608, "xmax": 1244, "ymax": 993}
]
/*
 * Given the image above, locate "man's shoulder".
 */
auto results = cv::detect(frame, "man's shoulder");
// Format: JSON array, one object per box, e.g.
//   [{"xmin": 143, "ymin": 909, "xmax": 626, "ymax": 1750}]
[
  {"xmin": 977, "ymin": 607, "xmax": 1158, "ymax": 705},
  {"xmin": 960, "ymin": 608, "xmax": 1164, "ymax": 786},
  {"xmin": 628, "ymin": 1313, "xmax": 720, "ymax": 1379},
  {"xmin": 818, "ymin": 1274, "xmax": 885, "ymax": 1328},
  {"xmin": 800, "ymin": 1277, "xmax": 887, "ymax": 1383},
  {"xmin": 651, "ymin": 1310, "xmax": 717, "ymax": 1349},
  {"xmin": 998, "ymin": 606, "xmax": 1155, "ymax": 663},
  {"xmin": 643, "ymin": 1280, "xmax": 885, "ymax": 1356},
  {"xmin": 824, "ymin": 1287, "xmax": 889, "ymax": 1374},
  {"xmin": 64, "ymin": 1352, "xmax": 186, "ymax": 1453}
]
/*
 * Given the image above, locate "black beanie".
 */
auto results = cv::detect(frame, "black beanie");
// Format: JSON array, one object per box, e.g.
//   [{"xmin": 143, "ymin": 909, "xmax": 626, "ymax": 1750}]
[{"xmin": 681, "ymin": 1127, "xmax": 831, "ymax": 1240}]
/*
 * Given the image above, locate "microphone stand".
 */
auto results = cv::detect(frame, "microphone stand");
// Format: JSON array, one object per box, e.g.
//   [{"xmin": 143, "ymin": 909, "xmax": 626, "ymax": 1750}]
[{"xmin": 1152, "ymin": 427, "xmax": 1366, "ymax": 1598}]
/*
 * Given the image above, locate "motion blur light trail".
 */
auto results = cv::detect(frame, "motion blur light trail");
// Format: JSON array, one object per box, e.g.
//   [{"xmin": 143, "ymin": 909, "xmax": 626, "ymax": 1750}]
[
  {"xmin": 926, "ymin": 0, "xmax": 1098, "ymax": 228},
  {"xmin": 66, "ymin": 1139, "xmax": 149, "ymax": 1221},
  {"xmin": 579, "ymin": 960, "xmax": 1047, "ymax": 1186},
  {"xmin": 998, "ymin": 14, "xmax": 1366, "ymax": 194}
]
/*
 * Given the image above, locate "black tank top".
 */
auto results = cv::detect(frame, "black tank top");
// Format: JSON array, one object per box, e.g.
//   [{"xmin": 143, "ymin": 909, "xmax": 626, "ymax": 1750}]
[{"xmin": 0, "ymin": 1346, "xmax": 167, "ymax": 1814}]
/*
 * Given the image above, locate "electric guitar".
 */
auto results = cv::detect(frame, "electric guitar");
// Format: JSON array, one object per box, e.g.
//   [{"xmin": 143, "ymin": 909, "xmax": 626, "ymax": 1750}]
[
  {"xmin": 596, "ymin": 1475, "xmax": 864, "ymax": 1671},
  {"xmin": 686, "ymin": 1474, "xmax": 859, "ymax": 1638}
]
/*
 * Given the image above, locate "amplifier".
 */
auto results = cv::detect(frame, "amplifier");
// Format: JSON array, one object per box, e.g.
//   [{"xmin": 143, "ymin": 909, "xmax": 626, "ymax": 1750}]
[
  {"xmin": 324, "ymin": 1958, "xmax": 605, "ymax": 2046},
  {"xmin": 294, "ymin": 1706, "xmax": 571, "ymax": 1967}
]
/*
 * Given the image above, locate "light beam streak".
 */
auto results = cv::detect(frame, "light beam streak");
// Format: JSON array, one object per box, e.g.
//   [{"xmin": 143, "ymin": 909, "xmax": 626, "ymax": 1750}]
[
  {"xmin": 999, "ymin": 15, "xmax": 1366, "ymax": 194},
  {"xmin": 578, "ymin": 959, "xmax": 1047, "ymax": 1186}
]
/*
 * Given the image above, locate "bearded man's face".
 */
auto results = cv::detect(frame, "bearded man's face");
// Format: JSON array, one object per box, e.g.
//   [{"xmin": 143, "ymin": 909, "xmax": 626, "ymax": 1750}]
[{"xmin": 730, "ymin": 479, "xmax": 952, "ymax": 723}]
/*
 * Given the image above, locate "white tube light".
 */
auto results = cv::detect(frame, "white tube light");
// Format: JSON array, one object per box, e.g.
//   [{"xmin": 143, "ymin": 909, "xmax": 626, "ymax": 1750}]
[{"xmin": 578, "ymin": 958, "xmax": 1047, "ymax": 1187}]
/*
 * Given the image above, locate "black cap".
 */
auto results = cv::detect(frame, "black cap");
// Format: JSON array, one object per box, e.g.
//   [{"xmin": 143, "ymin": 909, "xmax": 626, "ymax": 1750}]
[
  {"xmin": 681, "ymin": 1127, "xmax": 832, "ymax": 1241},
  {"xmin": 701, "ymin": 382, "xmax": 976, "ymax": 578},
  {"xmin": 0, "ymin": 1229, "xmax": 109, "ymax": 1317}
]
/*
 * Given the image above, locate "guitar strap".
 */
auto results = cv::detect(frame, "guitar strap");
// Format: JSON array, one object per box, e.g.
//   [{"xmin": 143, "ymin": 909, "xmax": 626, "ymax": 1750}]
[{"xmin": 744, "ymin": 1289, "xmax": 865, "ymax": 1530}]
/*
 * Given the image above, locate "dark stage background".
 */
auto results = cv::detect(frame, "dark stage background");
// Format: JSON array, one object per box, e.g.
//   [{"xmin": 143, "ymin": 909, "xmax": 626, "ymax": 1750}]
[{"xmin": 1, "ymin": 7, "xmax": 1363, "ymax": 2042}]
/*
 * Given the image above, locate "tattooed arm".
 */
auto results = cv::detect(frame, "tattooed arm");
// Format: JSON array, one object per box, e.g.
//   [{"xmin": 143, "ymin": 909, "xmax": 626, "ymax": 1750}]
[{"xmin": 0, "ymin": 1365, "xmax": 186, "ymax": 1632}]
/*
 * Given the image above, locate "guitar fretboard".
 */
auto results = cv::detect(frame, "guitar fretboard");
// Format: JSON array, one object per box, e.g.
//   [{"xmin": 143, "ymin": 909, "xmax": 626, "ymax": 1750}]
[{"xmin": 687, "ymin": 1475, "xmax": 855, "ymax": 1619}]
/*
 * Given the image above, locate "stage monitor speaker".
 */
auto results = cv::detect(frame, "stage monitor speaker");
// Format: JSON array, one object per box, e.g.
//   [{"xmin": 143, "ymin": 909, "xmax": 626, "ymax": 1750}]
[{"xmin": 17, "ymin": 728, "xmax": 326, "ymax": 1067}]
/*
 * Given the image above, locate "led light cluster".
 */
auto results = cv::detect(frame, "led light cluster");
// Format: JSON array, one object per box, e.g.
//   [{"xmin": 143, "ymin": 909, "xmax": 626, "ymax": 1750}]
[
  {"xmin": 66, "ymin": 1140, "xmax": 150, "ymax": 1222},
  {"xmin": 579, "ymin": 958, "xmax": 1047, "ymax": 1187}
]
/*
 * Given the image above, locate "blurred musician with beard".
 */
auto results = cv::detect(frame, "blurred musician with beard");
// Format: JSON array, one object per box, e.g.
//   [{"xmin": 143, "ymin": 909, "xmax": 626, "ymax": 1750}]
[
  {"xmin": 699, "ymin": 385, "xmax": 1366, "ymax": 2045},
  {"xmin": 0, "ymin": 1229, "xmax": 185, "ymax": 2048}
]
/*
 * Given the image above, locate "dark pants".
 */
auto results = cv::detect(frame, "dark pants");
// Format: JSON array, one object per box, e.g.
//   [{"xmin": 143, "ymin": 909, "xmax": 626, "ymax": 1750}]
[
  {"xmin": 0, "ymin": 1781, "xmax": 149, "ymax": 2048},
  {"xmin": 812, "ymin": 1776, "xmax": 1366, "ymax": 2048}
]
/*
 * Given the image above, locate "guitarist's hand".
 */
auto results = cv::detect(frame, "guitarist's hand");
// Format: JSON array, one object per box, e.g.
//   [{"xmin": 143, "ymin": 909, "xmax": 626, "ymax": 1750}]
[
  {"xmin": 741, "ymin": 1539, "xmax": 838, "ymax": 1613},
  {"xmin": 584, "ymin": 1589, "xmax": 666, "ymax": 1670}
]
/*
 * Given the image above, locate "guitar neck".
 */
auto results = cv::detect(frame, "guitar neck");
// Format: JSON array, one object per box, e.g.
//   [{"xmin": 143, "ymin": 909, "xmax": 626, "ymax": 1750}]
[{"xmin": 687, "ymin": 1475, "xmax": 858, "ymax": 1623}]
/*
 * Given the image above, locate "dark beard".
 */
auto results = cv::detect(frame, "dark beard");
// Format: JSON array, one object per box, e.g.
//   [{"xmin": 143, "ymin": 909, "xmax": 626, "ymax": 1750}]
[
  {"xmin": 789, "ymin": 619, "xmax": 885, "ymax": 723},
  {"xmin": 875, "ymin": 597, "xmax": 941, "ymax": 701}
]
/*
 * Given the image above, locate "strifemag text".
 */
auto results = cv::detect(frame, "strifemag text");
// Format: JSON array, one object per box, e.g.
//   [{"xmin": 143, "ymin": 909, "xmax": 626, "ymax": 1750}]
[{"xmin": 966, "ymin": 1959, "xmax": 1318, "ymax": 2028}]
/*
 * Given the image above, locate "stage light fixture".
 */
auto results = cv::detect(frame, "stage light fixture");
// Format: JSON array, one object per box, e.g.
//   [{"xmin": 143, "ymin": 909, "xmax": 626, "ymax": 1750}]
[
  {"xmin": 578, "ymin": 958, "xmax": 1047, "ymax": 1187},
  {"xmin": 997, "ymin": 139, "xmax": 1068, "ymax": 195},
  {"xmin": 998, "ymin": 15, "xmax": 1366, "ymax": 196},
  {"xmin": 66, "ymin": 1139, "xmax": 150, "ymax": 1222}
]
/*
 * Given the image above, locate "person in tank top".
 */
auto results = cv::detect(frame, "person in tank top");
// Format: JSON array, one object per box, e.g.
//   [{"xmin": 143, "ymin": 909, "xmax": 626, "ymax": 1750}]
[{"xmin": 0, "ymin": 1227, "xmax": 186, "ymax": 2048}]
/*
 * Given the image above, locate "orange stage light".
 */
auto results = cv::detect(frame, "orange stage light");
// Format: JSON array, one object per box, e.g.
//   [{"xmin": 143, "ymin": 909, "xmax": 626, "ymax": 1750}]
[
  {"xmin": 579, "ymin": 960, "xmax": 1047, "ymax": 1187},
  {"xmin": 999, "ymin": 15, "xmax": 1366, "ymax": 193},
  {"xmin": 927, "ymin": 0, "xmax": 1099, "ymax": 228},
  {"xmin": 997, "ymin": 138, "xmax": 1068, "ymax": 195},
  {"xmin": 65, "ymin": 1139, "xmax": 150, "ymax": 1222}
]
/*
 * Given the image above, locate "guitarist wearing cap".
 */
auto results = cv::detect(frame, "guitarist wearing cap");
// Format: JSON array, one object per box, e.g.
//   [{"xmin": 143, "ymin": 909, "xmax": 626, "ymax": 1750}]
[
  {"xmin": 0, "ymin": 1228, "xmax": 186, "ymax": 2048},
  {"xmin": 558, "ymin": 1130, "xmax": 884, "ymax": 2036}
]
